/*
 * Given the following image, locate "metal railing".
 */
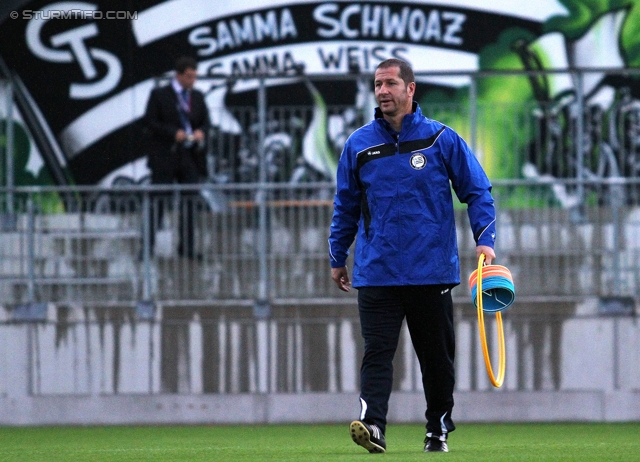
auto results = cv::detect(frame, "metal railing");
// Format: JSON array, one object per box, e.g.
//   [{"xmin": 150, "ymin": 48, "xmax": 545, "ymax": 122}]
[
  {"xmin": 204, "ymin": 68, "xmax": 640, "ymax": 189},
  {"xmin": 1, "ymin": 179, "xmax": 640, "ymax": 311}
]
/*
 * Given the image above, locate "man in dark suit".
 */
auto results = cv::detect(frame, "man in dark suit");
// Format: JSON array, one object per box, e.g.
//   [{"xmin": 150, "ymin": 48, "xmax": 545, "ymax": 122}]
[{"xmin": 144, "ymin": 56, "xmax": 210, "ymax": 259}]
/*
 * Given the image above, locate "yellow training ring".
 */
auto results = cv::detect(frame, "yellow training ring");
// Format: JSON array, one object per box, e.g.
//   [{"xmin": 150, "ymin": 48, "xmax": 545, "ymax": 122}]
[{"xmin": 476, "ymin": 253, "xmax": 506, "ymax": 388}]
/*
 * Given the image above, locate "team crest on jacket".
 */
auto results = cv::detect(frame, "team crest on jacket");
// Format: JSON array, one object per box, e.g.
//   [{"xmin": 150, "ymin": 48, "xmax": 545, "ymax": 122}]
[{"xmin": 410, "ymin": 152, "xmax": 427, "ymax": 170}]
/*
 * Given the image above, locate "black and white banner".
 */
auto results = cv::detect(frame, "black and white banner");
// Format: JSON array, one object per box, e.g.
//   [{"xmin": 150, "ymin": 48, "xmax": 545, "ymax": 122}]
[{"xmin": 1, "ymin": 0, "xmax": 619, "ymax": 186}]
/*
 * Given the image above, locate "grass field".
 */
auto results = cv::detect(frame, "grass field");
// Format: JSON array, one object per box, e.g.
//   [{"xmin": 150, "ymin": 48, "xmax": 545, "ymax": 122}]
[{"xmin": 0, "ymin": 422, "xmax": 638, "ymax": 461}]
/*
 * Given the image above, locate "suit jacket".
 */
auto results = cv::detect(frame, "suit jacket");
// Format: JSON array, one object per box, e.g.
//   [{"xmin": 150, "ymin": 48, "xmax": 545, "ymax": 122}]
[{"xmin": 143, "ymin": 83, "xmax": 210, "ymax": 175}]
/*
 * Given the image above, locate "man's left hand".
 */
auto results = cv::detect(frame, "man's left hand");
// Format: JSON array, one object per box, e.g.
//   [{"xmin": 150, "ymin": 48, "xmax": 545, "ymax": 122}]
[
  {"xmin": 192, "ymin": 129, "xmax": 205, "ymax": 142},
  {"xmin": 476, "ymin": 245, "xmax": 495, "ymax": 265}
]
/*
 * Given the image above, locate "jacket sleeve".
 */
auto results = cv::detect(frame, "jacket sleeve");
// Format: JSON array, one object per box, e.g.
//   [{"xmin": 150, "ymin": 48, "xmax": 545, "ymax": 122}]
[
  {"xmin": 328, "ymin": 139, "xmax": 361, "ymax": 268},
  {"xmin": 445, "ymin": 130, "xmax": 496, "ymax": 248},
  {"xmin": 144, "ymin": 88, "xmax": 179, "ymax": 142},
  {"xmin": 193, "ymin": 90, "xmax": 211, "ymax": 132}
]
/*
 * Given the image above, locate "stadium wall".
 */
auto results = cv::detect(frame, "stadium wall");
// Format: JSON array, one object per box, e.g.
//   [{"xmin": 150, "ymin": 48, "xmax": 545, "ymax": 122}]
[{"xmin": 1, "ymin": 297, "xmax": 639, "ymax": 426}]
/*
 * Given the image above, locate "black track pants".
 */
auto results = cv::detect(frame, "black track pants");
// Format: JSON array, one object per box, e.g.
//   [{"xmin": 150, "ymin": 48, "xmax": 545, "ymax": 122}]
[{"xmin": 356, "ymin": 285, "xmax": 456, "ymax": 436}]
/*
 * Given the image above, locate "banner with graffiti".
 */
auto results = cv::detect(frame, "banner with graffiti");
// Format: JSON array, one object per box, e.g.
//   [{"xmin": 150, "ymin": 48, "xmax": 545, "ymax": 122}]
[{"xmin": 0, "ymin": 0, "xmax": 639, "ymax": 198}]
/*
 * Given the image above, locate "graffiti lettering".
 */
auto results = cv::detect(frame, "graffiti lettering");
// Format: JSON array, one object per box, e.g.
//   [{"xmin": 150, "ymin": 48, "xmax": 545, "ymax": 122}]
[
  {"xmin": 229, "ymin": 51, "xmax": 303, "ymax": 77},
  {"xmin": 318, "ymin": 45, "xmax": 408, "ymax": 71},
  {"xmin": 313, "ymin": 3, "xmax": 465, "ymax": 46},
  {"xmin": 188, "ymin": 8, "xmax": 298, "ymax": 57}
]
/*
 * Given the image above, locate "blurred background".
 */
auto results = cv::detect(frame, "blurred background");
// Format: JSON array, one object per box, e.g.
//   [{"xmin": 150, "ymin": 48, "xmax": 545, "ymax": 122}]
[{"xmin": 0, "ymin": 0, "xmax": 639, "ymax": 425}]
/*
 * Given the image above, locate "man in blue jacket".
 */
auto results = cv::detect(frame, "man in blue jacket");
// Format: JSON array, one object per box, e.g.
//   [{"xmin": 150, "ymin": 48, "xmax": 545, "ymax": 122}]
[{"xmin": 329, "ymin": 58, "xmax": 496, "ymax": 454}]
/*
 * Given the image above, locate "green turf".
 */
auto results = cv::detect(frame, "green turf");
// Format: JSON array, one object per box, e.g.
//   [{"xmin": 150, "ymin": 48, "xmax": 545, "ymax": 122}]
[{"xmin": 0, "ymin": 422, "xmax": 638, "ymax": 461}]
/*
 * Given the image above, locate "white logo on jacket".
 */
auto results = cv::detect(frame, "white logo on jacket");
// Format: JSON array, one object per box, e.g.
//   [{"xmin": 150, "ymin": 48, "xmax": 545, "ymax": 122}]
[{"xmin": 410, "ymin": 152, "xmax": 426, "ymax": 170}]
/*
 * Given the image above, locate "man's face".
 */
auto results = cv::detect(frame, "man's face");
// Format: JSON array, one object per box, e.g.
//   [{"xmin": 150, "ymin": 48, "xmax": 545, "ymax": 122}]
[
  {"xmin": 374, "ymin": 66, "xmax": 415, "ymax": 118},
  {"xmin": 176, "ymin": 67, "xmax": 197, "ymax": 90}
]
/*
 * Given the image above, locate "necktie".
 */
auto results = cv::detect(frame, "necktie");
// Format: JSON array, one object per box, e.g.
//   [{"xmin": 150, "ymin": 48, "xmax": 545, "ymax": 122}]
[
  {"xmin": 178, "ymin": 89, "xmax": 193, "ymax": 134},
  {"xmin": 181, "ymin": 89, "xmax": 191, "ymax": 112}
]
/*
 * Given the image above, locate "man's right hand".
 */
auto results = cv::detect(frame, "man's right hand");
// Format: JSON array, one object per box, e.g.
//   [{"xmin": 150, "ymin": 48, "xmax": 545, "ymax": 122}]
[
  {"xmin": 331, "ymin": 266, "xmax": 351, "ymax": 292},
  {"xmin": 175, "ymin": 129, "xmax": 187, "ymax": 142}
]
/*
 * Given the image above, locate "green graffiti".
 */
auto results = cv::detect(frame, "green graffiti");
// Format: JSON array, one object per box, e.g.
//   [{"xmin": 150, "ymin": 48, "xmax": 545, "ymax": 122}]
[
  {"xmin": 303, "ymin": 79, "xmax": 338, "ymax": 179},
  {"xmin": 1, "ymin": 119, "xmax": 56, "ymax": 186},
  {"xmin": 1, "ymin": 119, "xmax": 64, "ymax": 212},
  {"xmin": 546, "ymin": 0, "xmax": 640, "ymax": 66}
]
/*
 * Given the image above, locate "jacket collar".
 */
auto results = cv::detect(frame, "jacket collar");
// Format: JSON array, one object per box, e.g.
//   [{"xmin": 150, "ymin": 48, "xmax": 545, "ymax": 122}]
[{"xmin": 374, "ymin": 101, "xmax": 421, "ymax": 133}]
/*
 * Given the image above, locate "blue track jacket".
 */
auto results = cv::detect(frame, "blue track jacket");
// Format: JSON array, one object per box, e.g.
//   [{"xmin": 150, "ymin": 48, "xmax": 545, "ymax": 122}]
[{"xmin": 329, "ymin": 103, "xmax": 496, "ymax": 287}]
